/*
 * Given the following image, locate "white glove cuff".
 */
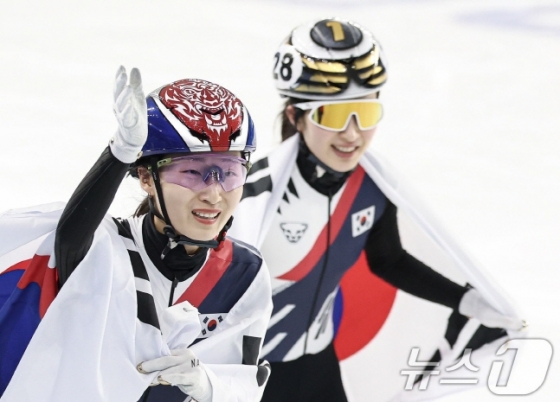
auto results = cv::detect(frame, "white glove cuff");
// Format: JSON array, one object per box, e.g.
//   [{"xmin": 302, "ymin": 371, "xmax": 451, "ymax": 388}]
[
  {"xmin": 178, "ymin": 364, "xmax": 213, "ymax": 402},
  {"xmin": 459, "ymin": 288, "xmax": 524, "ymax": 331},
  {"xmin": 109, "ymin": 132, "xmax": 143, "ymax": 164}
]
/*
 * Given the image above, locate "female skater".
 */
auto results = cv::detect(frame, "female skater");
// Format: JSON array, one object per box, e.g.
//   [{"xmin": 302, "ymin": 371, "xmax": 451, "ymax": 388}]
[
  {"xmin": 0, "ymin": 68, "xmax": 271, "ymax": 402},
  {"xmin": 231, "ymin": 19, "xmax": 523, "ymax": 401}
]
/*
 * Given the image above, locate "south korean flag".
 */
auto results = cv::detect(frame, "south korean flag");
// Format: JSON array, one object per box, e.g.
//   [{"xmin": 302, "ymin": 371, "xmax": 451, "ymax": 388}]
[
  {"xmin": 351, "ymin": 206, "xmax": 375, "ymax": 237},
  {"xmin": 198, "ymin": 313, "xmax": 227, "ymax": 338}
]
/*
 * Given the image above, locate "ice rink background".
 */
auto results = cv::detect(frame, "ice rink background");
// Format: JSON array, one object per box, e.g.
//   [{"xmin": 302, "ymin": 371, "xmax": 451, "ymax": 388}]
[{"xmin": 1, "ymin": 0, "xmax": 558, "ymax": 400}]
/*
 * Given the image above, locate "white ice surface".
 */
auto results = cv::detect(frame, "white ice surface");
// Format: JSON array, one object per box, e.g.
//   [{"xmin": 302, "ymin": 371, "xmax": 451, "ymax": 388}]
[{"xmin": 1, "ymin": 0, "xmax": 558, "ymax": 400}]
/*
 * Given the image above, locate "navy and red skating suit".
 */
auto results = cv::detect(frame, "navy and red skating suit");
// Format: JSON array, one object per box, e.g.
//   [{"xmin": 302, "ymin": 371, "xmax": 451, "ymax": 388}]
[
  {"xmin": 241, "ymin": 146, "xmax": 468, "ymax": 363},
  {"xmin": 259, "ymin": 161, "xmax": 387, "ymax": 362}
]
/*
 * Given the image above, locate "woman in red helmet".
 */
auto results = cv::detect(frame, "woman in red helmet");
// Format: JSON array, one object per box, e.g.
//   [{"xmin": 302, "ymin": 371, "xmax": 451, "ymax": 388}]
[
  {"xmin": 0, "ymin": 67, "xmax": 271, "ymax": 402},
  {"xmin": 230, "ymin": 18, "xmax": 524, "ymax": 401}
]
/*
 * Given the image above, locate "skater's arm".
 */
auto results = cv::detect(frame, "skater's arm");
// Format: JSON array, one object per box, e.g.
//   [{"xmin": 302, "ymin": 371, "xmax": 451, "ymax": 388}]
[
  {"xmin": 365, "ymin": 201, "xmax": 468, "ymax": 309},
  {"xmin": 55, "ymin": 147, "xmax": 129, "ymax": 286},
  {"xmin": 55, "ymin": 67, "xmax": 147, "ymax": 287}
]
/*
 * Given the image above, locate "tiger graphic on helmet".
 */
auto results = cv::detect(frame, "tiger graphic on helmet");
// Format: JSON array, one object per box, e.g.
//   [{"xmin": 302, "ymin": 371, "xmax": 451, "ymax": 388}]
[{"xmin": 159, "ymin": 79, "xmax": 243, "ymax": 150}]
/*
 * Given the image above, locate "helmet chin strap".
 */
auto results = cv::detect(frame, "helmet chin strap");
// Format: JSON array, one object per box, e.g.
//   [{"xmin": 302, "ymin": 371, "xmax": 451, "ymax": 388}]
[{"xmin": 148, "ymin": 163, "xmax": 233, "ymax": 260}]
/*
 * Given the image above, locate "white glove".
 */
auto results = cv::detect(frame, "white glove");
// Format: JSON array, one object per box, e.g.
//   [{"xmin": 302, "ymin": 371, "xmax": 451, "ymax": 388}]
[
  {"xmin": 138, "ymin": 348, "xmax": 213, "ymax": 402},
  {"xmin": 109, "ymin": 66, "xmax": 148, "ymax": 163},
  {"xmin": 459, "ymin": 288, "xmax": 526, "ymax": 331}
]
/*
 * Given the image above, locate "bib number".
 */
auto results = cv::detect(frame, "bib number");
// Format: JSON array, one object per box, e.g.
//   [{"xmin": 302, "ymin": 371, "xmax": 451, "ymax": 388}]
[{"xmin": 273, "ymin": 45, "xmax": 303, "ymax": 90}]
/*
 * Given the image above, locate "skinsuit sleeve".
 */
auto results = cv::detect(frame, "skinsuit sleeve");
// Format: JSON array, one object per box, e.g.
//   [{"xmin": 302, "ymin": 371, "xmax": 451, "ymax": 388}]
[
  {"xmin": 365, "ymin": 200, "xmax": 468, "ymax": 309},
  {"xmin": 54, "ymin": 146, "xmax": 129, "ymax": 287}
]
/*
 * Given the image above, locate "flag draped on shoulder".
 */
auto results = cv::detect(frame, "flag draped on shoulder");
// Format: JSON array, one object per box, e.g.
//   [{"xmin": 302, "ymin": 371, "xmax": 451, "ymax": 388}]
[
  {"xmin": 0, "ymin": 203, "xmax": 272, "ymax": 402},
  {"xmin": 230, "ymin": 134, "xmax": 525, "ymax": 401},
  {"xmin": 0, "ymin": 203, "xmax": 172, "ymax": 401},
  {"xmin": 0, "ymin": 203, "xmax": 61, "ymax": 396}
]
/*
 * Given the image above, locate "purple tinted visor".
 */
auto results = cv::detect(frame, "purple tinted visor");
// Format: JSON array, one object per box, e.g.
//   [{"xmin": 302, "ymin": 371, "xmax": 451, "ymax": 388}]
[{"xmin": 157, "ymin": 155, "xmax": 248, "ymax": 192}]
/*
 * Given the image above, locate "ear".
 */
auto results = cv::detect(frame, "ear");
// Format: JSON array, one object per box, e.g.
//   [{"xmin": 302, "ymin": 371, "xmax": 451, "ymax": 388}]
[
  {"xmin": 285, "ymin": 105, "xmax": 297, "ymax": 126},
  {"xmin": 137, "ymin": 166, "xmax": 154, "ymax": 195},
  {"xmin": 286, "ymin": 105, "xmax": 306, "ymax": 133}
]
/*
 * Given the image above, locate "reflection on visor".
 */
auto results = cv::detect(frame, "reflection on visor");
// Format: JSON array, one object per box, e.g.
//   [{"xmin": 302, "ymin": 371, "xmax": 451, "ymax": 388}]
[
  {"xmin": 157, "ymin": 155, "xmax": 248, "ymax": 192},
  {"xmin": 296, "ymin": 100, "xmax": 383, "ymax": 131}
]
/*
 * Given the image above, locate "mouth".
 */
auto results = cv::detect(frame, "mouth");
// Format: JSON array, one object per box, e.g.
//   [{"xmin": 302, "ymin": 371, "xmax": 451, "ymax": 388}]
[
  {"xmin": 192, "ymin": 210, "xmax": 221, "ymax": 225},
  {"xmin": 332, "ymin": 144, "xmax": 360, "ymax": 157}
]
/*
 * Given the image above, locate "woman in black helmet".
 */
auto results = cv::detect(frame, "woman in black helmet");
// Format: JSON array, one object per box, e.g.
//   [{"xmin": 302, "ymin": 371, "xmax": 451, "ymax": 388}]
[
  {"xmin": 230, "ymin": 18, "xmax": 524, "ymax": 401},
  {"xmin": 0, "ymin": 67, "xmax": 271, "ymax": 402}
]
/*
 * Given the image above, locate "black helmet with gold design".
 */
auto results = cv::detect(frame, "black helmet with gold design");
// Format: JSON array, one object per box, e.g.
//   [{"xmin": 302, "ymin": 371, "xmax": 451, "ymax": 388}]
[{"xmin": 273, "ymin": 18, "xmax": 387, "ymax": 100}]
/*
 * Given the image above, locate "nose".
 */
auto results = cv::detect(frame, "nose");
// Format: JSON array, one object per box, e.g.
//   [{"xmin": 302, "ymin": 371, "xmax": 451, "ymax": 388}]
[
  {"xmin": 339, "ymin": 115, "xmax": 360, "ymax": 142},
  {"xmin": 198, "ymin": 181, "xmax": 223, "ymax": 205}
]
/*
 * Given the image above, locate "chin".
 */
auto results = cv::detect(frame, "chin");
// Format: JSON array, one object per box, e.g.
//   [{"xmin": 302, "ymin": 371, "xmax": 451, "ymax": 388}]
[
  {"xmin": 180, "ymin": 225, "xmax": 219, "ymax": 241},
  {"xmin": 192, "ymin": 229, "xmax": 220, "ymax": 241},
  {"xmin": 332, "ymin": 160, "xmax": 360, "ymax": 173}
]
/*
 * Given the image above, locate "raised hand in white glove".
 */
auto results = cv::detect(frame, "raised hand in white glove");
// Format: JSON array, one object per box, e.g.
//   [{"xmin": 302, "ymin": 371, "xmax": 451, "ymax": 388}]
[
  {"xmin": 109, "ymin": 66, "xmax": 148, "ymax": 163},
  {"xmin": 459, "ymin": 288, "xmax": 526, "ymax": 331},
  {"xmin": 138, "ymin": 348, "xmax": 213, "ymax": 402}
]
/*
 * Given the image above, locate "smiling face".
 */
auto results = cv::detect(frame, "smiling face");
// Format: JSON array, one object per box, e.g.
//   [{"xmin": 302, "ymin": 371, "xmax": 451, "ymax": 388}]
[
  {"xmin": 158, "ymin": 178, "xmax": 242, "ymax": 243},
  {"xmin": 299, "ymin": 116, "xmax": 377, "ymax": 173},
  {"xmin": 138, "ymin": 152, "xmax": 244, "ymax": 253},
  {"xmin": 291, "ymin": 94, "xmax": 380, "ymax": 173}
]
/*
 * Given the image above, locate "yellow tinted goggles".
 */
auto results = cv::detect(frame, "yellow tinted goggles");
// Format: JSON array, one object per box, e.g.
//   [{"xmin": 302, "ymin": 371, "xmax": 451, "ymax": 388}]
[{"xmin": 295, "ymin": 100, "xmax": 383, "ymax": 132}]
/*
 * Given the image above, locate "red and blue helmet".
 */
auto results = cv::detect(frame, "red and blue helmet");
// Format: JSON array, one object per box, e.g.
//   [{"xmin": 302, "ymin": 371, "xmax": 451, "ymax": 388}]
[{"xmin": 140, "ymin": 78, "xmax": 256, "ymax": 159}]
